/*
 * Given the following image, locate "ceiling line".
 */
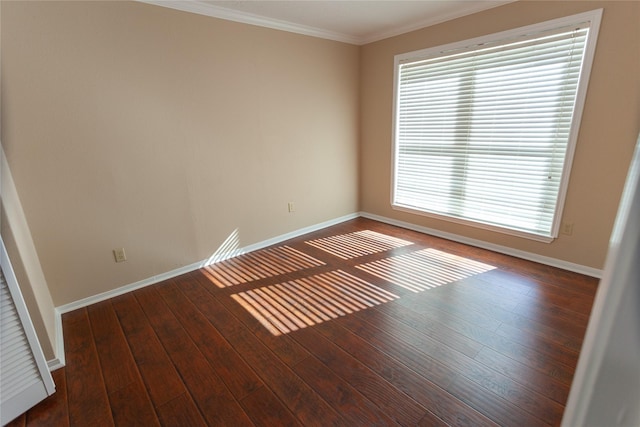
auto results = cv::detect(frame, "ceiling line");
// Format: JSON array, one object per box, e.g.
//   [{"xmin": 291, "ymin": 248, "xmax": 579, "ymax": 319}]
[
  {"xmin": 136, "ymin": 0, "xmax": 362, "ymax": 44},
  {"xmin": 136, "ymin": 0, "xmax": 516, "ymax": 46}
]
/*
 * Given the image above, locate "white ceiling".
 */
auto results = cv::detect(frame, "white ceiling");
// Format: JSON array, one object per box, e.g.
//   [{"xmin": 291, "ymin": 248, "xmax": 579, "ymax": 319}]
[{"xmin": 139, "ymin": 1, "xmax": 515, "ymax": 45}]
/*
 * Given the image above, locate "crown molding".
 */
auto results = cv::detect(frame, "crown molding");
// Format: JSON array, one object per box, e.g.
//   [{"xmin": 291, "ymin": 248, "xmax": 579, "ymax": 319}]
[
  {"xmin": 136, "ymin": 0, "xmax": 362, "ymax": 45},
  {"xmin": 136, "ymin": 0, "xmax": 515, "ymax": 46},
  {"xmin": 359, "ymin": 1, "xmax": 517, "ymax": 44}
]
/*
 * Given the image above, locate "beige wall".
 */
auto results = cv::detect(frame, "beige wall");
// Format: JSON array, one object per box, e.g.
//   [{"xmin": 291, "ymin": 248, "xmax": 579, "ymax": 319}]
[
  {"xmin": 1, "ymin": 1, "xmax": 359, "ymax": 307},
  {"xmin": 1, "ymin": 151, "xmax": 56, "ymax": 361},
  {"xmin": 2, "ymin": 0, "xmax": 639, "ymax": 359},
  {"xmin": 360, "ymin": 0, "xmax": 640, "ymax": 270}
]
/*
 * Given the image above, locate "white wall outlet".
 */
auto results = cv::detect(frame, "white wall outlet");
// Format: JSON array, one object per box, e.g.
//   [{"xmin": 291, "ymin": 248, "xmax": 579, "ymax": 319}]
[
  {"xmin": 113, "ymin": 248, "xmax": 127, "ymax": 263},
  {"xmin": 561, "ymin": 221, "xmax": 574, "ymax": 236}
]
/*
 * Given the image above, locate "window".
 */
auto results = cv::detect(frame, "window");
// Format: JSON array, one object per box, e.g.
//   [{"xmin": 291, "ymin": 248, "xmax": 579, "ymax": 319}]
[{"xmin": 392, "ymin": 10, "xmax": 602, "ymax": 242}]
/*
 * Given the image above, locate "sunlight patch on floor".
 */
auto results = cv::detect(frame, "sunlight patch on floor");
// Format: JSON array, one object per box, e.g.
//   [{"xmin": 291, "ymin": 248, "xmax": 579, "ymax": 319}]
[
  {"xmin": 202, "ymin": 245, "xmax": 325, "ymax": 288},
  {"xmin": 231, "ymin": 270, "xmax": 399, "ymax": 335},
  {"xmin": 357, "ymin": 248, "xmax": 496, "ymax": 292},
  {"xmin": 304, "ymin": 230, "xmax": 413, "ymax": 259}
]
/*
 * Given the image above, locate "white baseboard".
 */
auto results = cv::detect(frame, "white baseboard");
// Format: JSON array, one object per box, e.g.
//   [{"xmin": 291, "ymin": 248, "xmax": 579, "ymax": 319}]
[
  {"xmin": 57, "ymin": 212, "xmax": 360, "ymax": 317},
  {"xmin": 55, "ymin": 261, "xmax": 204, "ymax": 316},
  {"xmin": 47, "ymin": 307, "xmax": 66, "ymax": 371},
  {"xmin": 51, "ymin": 212, "xmax": 359, "ymax": 365},
  {"xmin": 360, "ymin": 211, "xmax": 603, "ymax": 278},
  {"xmin": 239, "ymin": 213, "xmax": 360, "ymax": 255},
  {"xmin": 47, "ymin": 358, "xmax": 64, "ymax": 371},
  {"xmin": 49, "ymin": 210, "xmax": 600, "ymax": 368}
]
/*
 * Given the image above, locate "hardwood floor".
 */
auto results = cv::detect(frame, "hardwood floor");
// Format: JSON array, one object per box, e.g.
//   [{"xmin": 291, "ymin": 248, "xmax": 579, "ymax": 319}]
[{"xmin": 7, "ymin": 218, "xmax": 598, "ymax": 426}]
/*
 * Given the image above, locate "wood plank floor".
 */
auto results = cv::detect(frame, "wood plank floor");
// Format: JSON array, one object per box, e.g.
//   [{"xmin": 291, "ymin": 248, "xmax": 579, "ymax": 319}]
[{"xmin": 8, "ymin": 218, "xmax": 599, "ymax": 426}]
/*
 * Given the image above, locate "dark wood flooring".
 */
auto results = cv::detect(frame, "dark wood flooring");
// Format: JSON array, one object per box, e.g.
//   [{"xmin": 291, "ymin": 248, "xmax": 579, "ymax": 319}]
[{"xmin": 7, "ymin": 218, "xmax": 598, "ymax": 426}]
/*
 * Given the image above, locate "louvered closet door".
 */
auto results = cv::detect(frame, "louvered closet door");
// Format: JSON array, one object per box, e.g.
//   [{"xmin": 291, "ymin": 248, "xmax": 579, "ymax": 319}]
[{"xmin": 1, "ymin": 239, "xmax": 55, "ymax": 425}]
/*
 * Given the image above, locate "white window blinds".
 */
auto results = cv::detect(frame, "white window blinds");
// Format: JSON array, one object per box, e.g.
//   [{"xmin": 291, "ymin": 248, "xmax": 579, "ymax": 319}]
[{"xmin": 392, "ymin": 11, "xmax": 601, "ymax": 241}]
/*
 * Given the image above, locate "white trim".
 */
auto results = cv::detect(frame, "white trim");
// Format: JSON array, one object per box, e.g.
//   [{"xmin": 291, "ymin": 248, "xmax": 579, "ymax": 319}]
[
  {"xmin": 361, "ymin": 1, "xmax": 516, "ymax": 45},
  {"xmin": 0, "ymin": 239, "xmax": 56, "ymax": 392},
  {"xmin": 0, "ymin": 238, "xmax": 55, "ymax": 423},
  {"xmin": 1, "ymin": 146, "xmax": 60, "ymax": 375},
  {"xmin": 360, "ymin": 211, "xmax": 602, "ymax": 278},
  {"xmin": 52, "ymin": 213, "xmax": 359, "ymax": 360},
  {"xmin": 550, "ymin": 9, "xmax": 603, "ymax": 238},
  {"xmin": 56, "ymin": 212, "xmax": 358, "ymax": 315},
  {"xmin": 136, "ymin": 0, "xmax": 515, "ymax": 46},
  {"xmin": 136, "ymin": 0, "xmax": 361, "ymax": 45},
  {"xmin": 50, "ymin": 208, "xmax": 600, "ymax": 371},
  {"xmin": 49, "ymin": 308, "xmax": 66, "ymax": 370},
  {"xmin": 394, "ymin": 9, "xmax": 603, "ymax": 63},
  {"xmin": 392, "ymin": 205, "xmax": 555, "ymax": 244},
  {"xmin": 55, "ymin": 261, "xmax": 203, "ymax": 315},
  {"xmin": 562, "ymin": 135, "xmax": 640, "ymax": 426},
  {"xmin": 47, "ymin": 358, "xmax": 64, "ymax": 372},
  {"xmin": 237, "ymin": 213, "xmax": 359, "ymax": 256},
  {"xmin": 55, "ymin": 307, "xmax": 65, "ymax": 366},
  {"xmin": 391, "ymin": 9, "xmax": 603, "ymax": 243}
]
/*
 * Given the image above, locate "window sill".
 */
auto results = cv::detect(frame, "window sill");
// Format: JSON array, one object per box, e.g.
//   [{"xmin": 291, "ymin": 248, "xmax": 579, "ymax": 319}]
[{"xmin": 391, "ymin": 203, "xmax": 556, "ymax": 244}]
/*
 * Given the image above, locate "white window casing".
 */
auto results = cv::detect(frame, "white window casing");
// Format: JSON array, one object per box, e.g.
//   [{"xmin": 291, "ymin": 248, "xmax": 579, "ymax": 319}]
[{"xmin": 392, "ymin": 9, "xmax": 603, "ymax": 242}]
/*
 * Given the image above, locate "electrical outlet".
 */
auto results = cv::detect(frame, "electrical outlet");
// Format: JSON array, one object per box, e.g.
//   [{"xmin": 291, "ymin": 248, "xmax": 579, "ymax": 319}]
[
  {"xmin": 113, "ymin": 248, "xmax": 127, "ymax": 263},
  {"xmin": 288, "ymin": 202, "xmax": 295, "ymax": 213},
  {"xmin": 561, "ymin": 221, "xmax": 574, "ymax": 236}
]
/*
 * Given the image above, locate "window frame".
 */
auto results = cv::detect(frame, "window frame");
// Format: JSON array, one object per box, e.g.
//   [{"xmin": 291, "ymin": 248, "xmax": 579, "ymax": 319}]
[{"xmin": 391, "ymin": 9, "xmax": 603, "ymax": 243}]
